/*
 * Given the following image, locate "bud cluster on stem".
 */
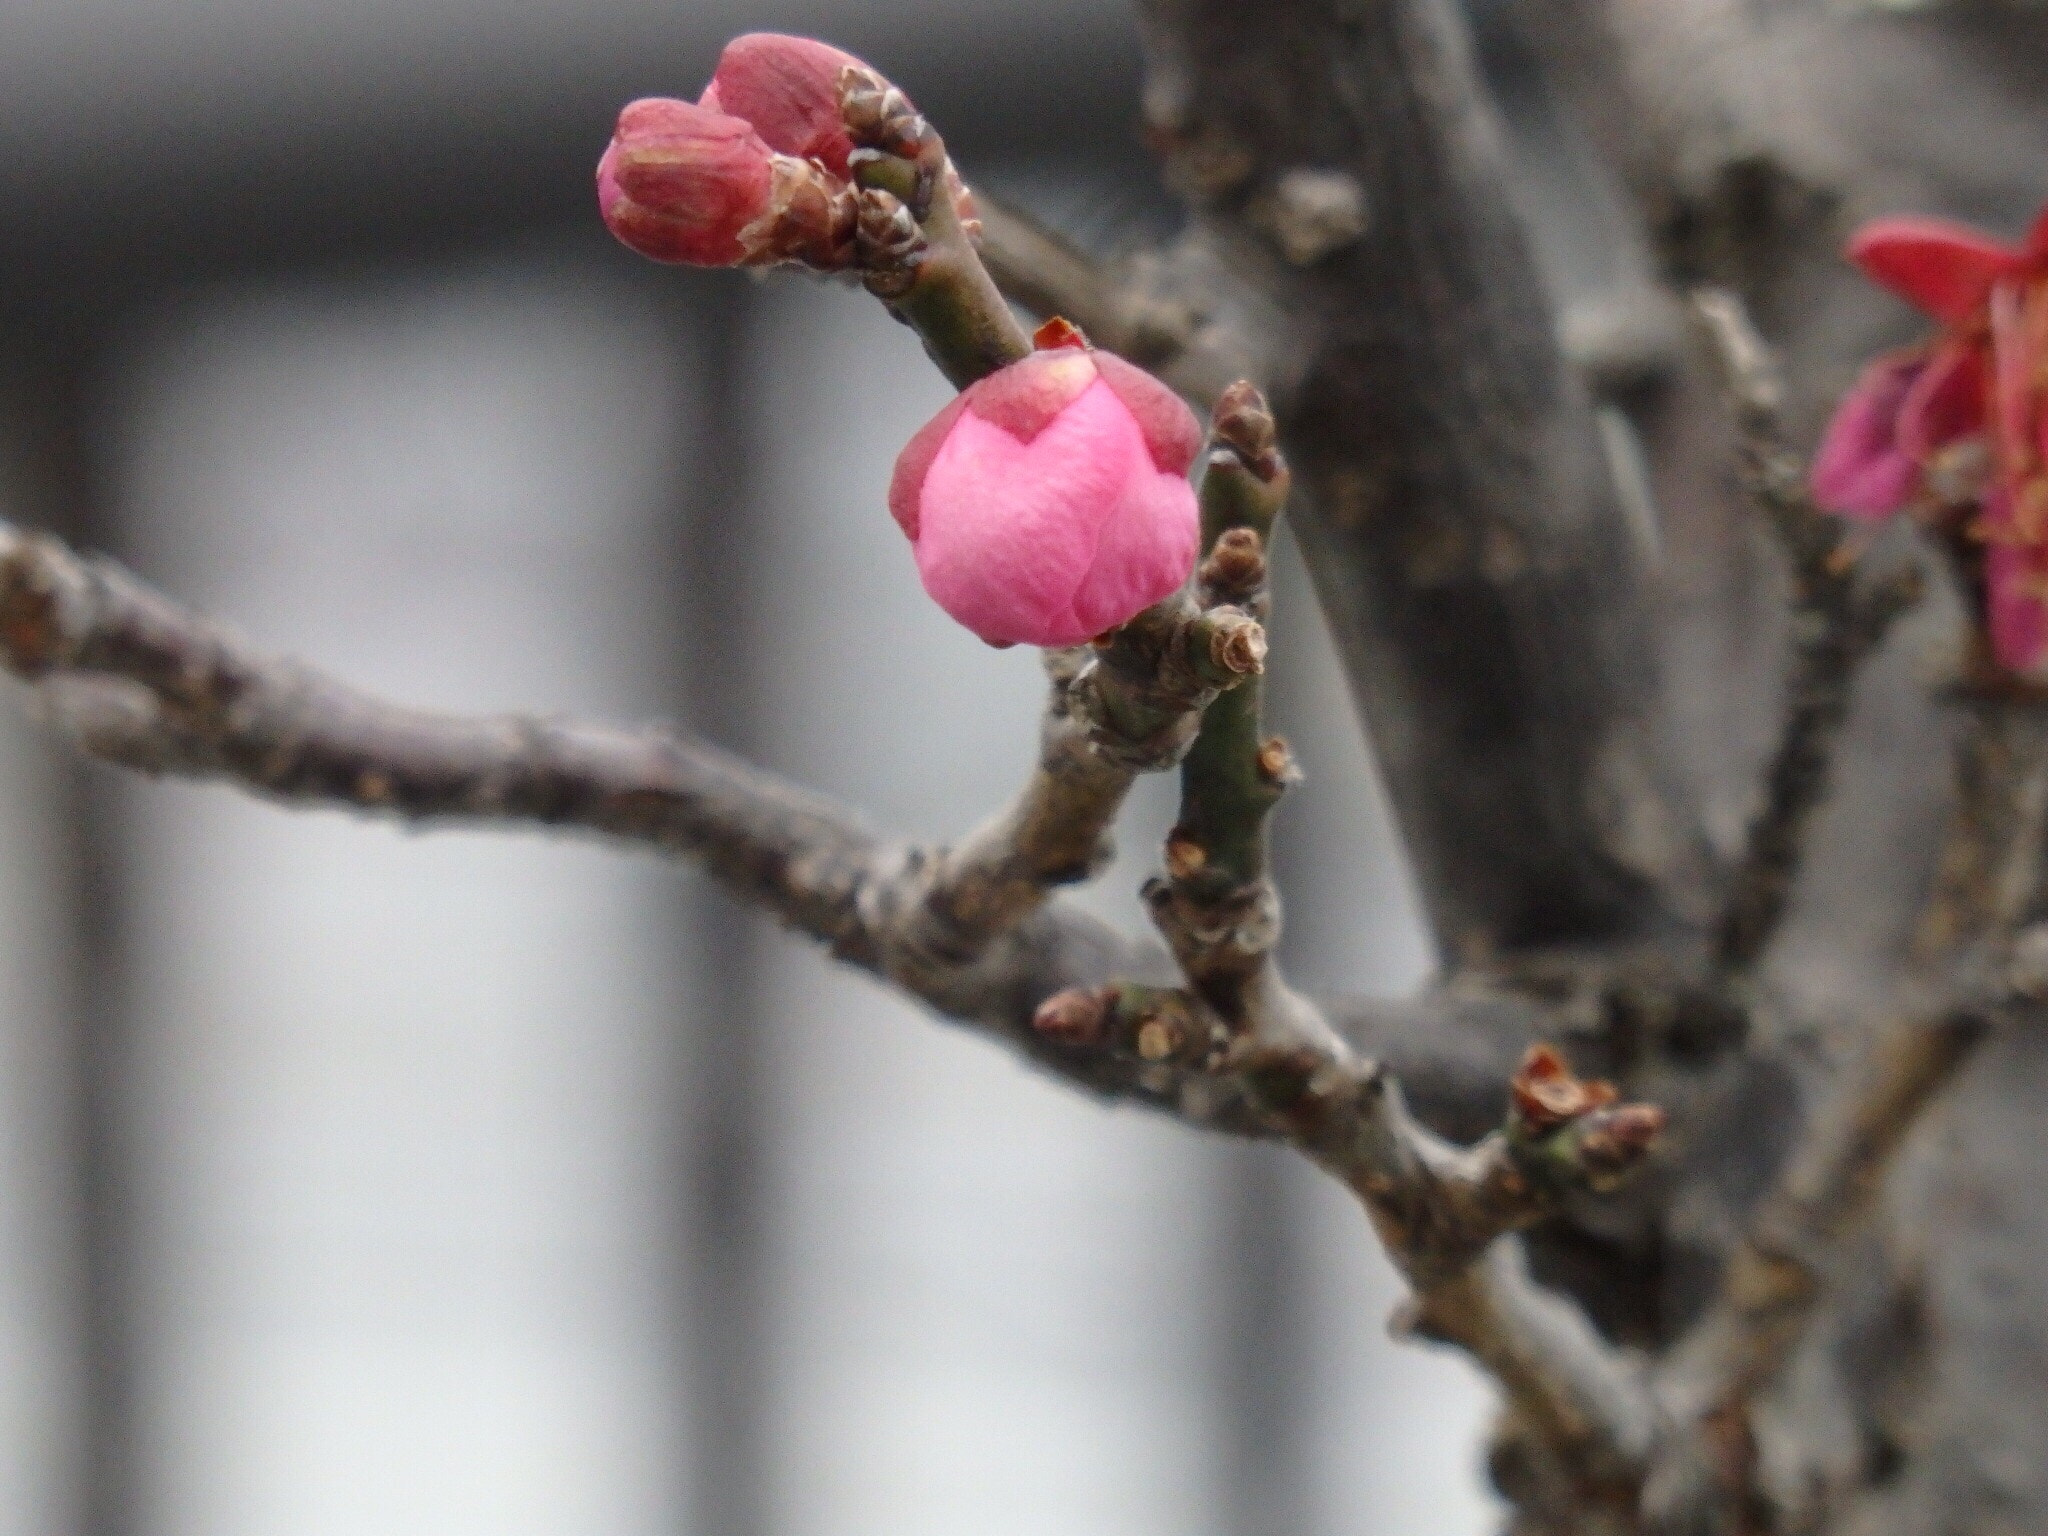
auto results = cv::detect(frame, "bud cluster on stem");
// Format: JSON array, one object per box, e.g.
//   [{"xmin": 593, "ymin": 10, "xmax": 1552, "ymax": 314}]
[{"xmin": 595, "ymin": 33, "xmax": 976, "ymax": 275}]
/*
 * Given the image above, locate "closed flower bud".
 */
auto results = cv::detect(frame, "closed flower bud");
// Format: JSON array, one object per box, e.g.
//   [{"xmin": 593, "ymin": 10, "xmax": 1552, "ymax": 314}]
[
  {"xmin": 701, "ymin": 33, "xmax": 865, "ymax": 178},
  {"xmin": 889, "ymin": 330, "xmax": 1203, "ymax": 648},
  {"xmin": 598, "ymin": 98, "xmax": 776, "ymax": 266},
  {"xmin": 703, "ymin": 33, "xmax": 978, "ymax": 231}
]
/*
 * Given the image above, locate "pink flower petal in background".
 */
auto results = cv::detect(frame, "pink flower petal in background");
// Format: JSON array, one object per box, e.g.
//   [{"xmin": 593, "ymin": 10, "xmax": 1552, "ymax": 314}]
[
  {"xmin": 1894, "ymin": 337, "xmax": 1988, "ymax": 463},
  {"xmin": 1987, "ymin": 536, "xmax": 2048, "ymax": 675},
  {"xmin": 1810, "ymin": 352, "xmax": 1930, "ymax": 519},
  {"xmin": 1850, "ymin": 216, "xmax": 2027, "ymax": 325}
]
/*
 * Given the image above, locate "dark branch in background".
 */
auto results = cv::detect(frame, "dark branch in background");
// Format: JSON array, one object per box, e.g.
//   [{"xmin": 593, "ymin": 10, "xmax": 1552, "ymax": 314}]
[
  {"xmin": 1691, "ymin": 290, "xmax": 1923, "ymax": 975},
  {"xmin": 1131, "ymin": 0, "xmax": 1712, "ymax": 959}
]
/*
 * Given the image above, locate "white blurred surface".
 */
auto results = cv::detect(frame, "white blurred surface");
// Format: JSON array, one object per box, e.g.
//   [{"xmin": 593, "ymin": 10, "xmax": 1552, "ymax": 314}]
[
  {"xmin": 749, "ymin": 279, "xmax": 1237, "ymax": 1536},
  {"xmin": 107, "ymin": 259, "xmax": 701, "ymax": 1536}
]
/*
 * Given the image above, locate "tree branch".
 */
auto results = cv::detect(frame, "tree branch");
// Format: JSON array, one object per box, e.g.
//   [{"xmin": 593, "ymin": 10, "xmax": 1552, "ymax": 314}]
[
  {"xmin": 0, "ymin": 518, "xmax": 1539, "ymax": 1142},
  {"xmin": 973, "ymin": 193, "xmax": 1253, "ymax": 404},
  {"xmin": 1646, "ymin": 996, "xmax": 2004, "ymax": 1528},
  {"xmin": 1691, "ymin": 289, "xmax": 1924, "ymax": 975},
  {"xmin": 1025, "ymin": 388, "xmax": 1665, "ymax": 1487},
  {"xmin": 1132, "ymin": 0, "xmax": 1711, "ymax": 959}
]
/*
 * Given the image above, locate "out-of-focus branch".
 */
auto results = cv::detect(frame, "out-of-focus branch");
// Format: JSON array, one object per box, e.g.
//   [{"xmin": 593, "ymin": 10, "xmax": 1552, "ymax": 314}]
[
  {"xmin": 974, "ymin": 193, "xmax": 1253, "ymax": 404},
  {"xmin": 1646, "ymin": 996, "xmax": 2003, "ymax": 1528},
  {"xmin": 975, "ymin": 196, "xmax": 1178, "ymax": 365},
  {"xmin": 1692, "ymin": 289, "xmax": 1922, "ymax": 974}
]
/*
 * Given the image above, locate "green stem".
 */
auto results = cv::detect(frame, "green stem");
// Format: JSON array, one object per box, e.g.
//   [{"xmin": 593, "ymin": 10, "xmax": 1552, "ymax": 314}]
[
  {"xmin": 889, "ymin": 188, "xmax": 1032, "ymax": 388},
  {"xmin": 847, "ymin": 95, "xmax": 1032, "ymax": 388},
  {"xmin": 1173, "ymin": 389, "xmax": 1292, "ymax": 895}
]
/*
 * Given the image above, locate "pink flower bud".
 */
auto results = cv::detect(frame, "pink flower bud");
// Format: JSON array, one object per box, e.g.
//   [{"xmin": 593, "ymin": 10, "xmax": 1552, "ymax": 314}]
[
  {"xmin": 598, "ymin": 99, "xmax": 776, "ymax": 266},
  {"xmin": 702, "ymin": 34, "xmax": 979, "ymax": 233},
  {"xmin": 701, "ymin": 33, "xmax": 865, "ymax": 179},
  {"xmin": 889, "ymin": 336, "xmax": 1203, "ymax": 648}
]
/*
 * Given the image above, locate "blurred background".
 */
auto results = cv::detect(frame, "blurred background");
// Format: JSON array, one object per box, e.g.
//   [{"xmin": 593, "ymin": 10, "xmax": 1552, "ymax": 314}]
[{"xmin": 0, "ymin": 1, "xmax": 1618, "ymax": 1531}]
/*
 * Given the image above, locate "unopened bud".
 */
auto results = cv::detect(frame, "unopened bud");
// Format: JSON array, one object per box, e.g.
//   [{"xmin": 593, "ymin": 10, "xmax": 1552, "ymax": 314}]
[
  {"xmin": 839, "ymin": 65, "xmax": 929, "ymax": 160},
  {"xmin": 889, "ymin": 347, "xmax": 1201, "ymax": 647},
  {"xmin": 1033, "ymin": 987, "xmax": 1111, "ymax": 1047},
  {"xmin": 1136, "ymin": 1015, "xmax": 1183, "ymax": 1062},
  {"xmin": 1572, "ymin": 1103, "xmax": 1667, "ymax": 1184},
  {"xmin": 703, "ymin": 34, "xmax": 868, "ymax": 176},
  {"xmin": 1211, "ymin": 380, "xmax": 1281, "ymax": 478},
  {"xmin": 1207, "ymin": 610, "xmax": 1268, "ymax": 676},
  {"xmin": 1200, "ymin": 527, "xmax": 1267, "ymax": 599},
  {"xmin": 857, "ymin": 188, "xmax": 926, "ymax": 294},
  {"xmin": 598, "ymin": 99, "xmax": 779, "ymax": 267},
  {"xmin": 599, "ymin": 97, "xmax": 853, "ymax": 269},
  {"xmin": 1256, "ymin": 736, "xmax": 1301, "ymax": 786},
  {"xmin": 1509, "ymin": 1044, "xmax": 1619, "ymax": 1136},
  {"xmin": 1165, "ymin": 834, "xmax": 1207, "ymax": 880}
]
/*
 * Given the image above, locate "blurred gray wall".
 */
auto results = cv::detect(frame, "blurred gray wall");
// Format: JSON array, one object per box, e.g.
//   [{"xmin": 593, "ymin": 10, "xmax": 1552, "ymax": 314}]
[{"xmin": 0, "ymin": 3, "xmax": 1502, "ymax": 1533}]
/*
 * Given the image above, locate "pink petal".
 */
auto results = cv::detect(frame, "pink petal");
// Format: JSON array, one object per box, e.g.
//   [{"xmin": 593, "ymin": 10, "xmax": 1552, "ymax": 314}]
[
  {"xmin": 963, "ymin": 350, "xmax": 1099, "ymax": 442},
  {"xmin": 1065, "ymin": 453, "xmax": 1202, "ymax": 637},
  {"xmin": 1991, "ymin": 282, "xmax": 2038, "ymax": 474},
  {"xmin": 1810, "ymin": 353, "xmax": 1926, "ymax": 519},
  {"xmin": 910, "ymin": 379, "xmax": 1197, "ymax": 646},
  {"xmin": 1987, "ymin": 536, "xmax": 2048, "ymax": 675},
  {"xmin": 1895, "ymin": 336, "xmax": 1989, "ymax": 461},
  {"xmin": 704, "ymin": 33, "xmax": 865, "ymax": 178},
  {"xmin": 1094, "ymin": 352, "xmax": 1204, "ymax": 474},
  {"xmin": 1849, "ymin": 216, "xmax": 2027, "ymax": 326},
  {"xmin": 887, "ymin": 393, "xmax": 968, "ymax": 541}
]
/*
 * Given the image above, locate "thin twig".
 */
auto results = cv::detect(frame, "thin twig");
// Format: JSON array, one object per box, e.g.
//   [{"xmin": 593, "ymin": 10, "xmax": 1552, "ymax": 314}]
[
  {"xmin": 1693, "ymin": 288, "xmax": 1924, "ymax": 973},
  {"xmin": 973, "ymin": 193, "xmax": 1253, "ymax": 403},
  {"xmin": 899, "ymin": 590, "xmax": 1264, "ymax": 970}
]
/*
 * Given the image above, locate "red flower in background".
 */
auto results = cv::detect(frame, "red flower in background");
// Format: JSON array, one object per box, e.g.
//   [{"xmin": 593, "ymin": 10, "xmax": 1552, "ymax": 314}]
[{"xmin": 1811, "ymin": 208, "xmax": 2048, "ymax": 672}]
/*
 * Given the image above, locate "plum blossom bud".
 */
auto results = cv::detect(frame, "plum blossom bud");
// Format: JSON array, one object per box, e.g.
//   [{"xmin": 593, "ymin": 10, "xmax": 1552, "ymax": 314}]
[
  {"xmin": 889, "ymin": 329, "xmax": 1203, "ymax": 648},
  {"xmin": 703, "ymin": 33, "xmax": 979, "ymax": 232},
  {"xmin": 597, "ymin": 99, "xmax": 776, "ymax": 266},
  {"xmin": 598, "ymin": 96, "xmax": 854, "ymax": 270},
  {"xmin": 701, "ymin": 33, "xmax": 865, "ymax": 178}
]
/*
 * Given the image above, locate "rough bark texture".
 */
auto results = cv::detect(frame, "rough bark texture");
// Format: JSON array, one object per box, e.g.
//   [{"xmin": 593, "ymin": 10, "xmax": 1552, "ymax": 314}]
[{"xmin": 1132, "ymin": 0, "xmax": 1712, "ymax": 961}]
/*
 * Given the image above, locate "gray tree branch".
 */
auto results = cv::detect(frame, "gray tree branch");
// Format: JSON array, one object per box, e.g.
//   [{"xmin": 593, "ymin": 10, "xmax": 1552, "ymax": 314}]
[
  {"xmin": 0, "ymin": 517, "xmax": 1542, "ymax": 1141},
  {"xmin": 1129, "ymin": 0, "xmax": 1713, "ymax": 960}
]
